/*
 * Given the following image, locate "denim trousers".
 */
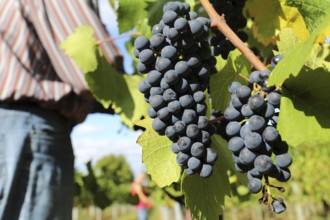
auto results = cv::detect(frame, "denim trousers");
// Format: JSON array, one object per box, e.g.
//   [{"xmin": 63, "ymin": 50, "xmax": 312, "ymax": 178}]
[{"xmin": 0, "ymin": 103, "xmax": 74, "ymax": 220}]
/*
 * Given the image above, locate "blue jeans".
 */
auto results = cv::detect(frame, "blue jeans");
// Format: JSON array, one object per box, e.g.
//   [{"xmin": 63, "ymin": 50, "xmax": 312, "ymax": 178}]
[
  {"xmin": 0, "ymin": 103, "xmax": 74, "ymax": 220},
  {"xmin": 137, "ymin": 208, "xmax": 148, "ymax": 220}
]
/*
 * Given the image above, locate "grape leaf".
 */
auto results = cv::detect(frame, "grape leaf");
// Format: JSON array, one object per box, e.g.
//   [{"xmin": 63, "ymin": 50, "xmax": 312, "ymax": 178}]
[
  {"xmin": 135, "ymin": 118, "xmax": 181, "ymax": 187},
  {"xmin": 278, "ymin": 67, "xmax": 330, "ymax": 147},
  {"xmin": 286, "ymin": 0, "xmax": 330, "ymax": 32},
  {"xmin": 276, "ymin": 28, "xmax": 300, "ymax": 55},
  {"xmin": 182, "ymin": 135, "xmax": 231, "ymax": 220},
  {"xmin": 279, "ymin": 5, "xmax": 309, "ymax": 42},
  {"xmin": 117, "ymin": 0, "xmax": 148, "ymax": 34},
  {"xmin": 210, "ymin": 50, "xmax": 252, "ymax": 112},
  {"xmin": 247, "ymin": 0, "xmax": 283, "ymax": 46},
  {"xmin": 268, "ymin": 13, "xmax": 330, "ymax": 86},
  {"xmin": 60, "ymin": 26, "xmax": 98, "ymax": 73},
  {"xmin": 85, "ymin": 53, "xmax": 148, "ymax": 128}
]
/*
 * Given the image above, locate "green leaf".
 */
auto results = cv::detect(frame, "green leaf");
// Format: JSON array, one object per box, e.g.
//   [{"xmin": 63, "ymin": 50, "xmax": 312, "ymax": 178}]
[
  {"xmin": 60, "ymin": 26, "xmax": 98, "ymax": 73},
  {"xmin": 182, "ymin": 135, "xmax": 232, "ymax": 220},
  {"xmin": 286, "ymin": 0, "xmax": 330, "ymax": 32},
  {"xmin": 277, "ymin": 28, "xmax": 300, "ymax": 55},
  {"xmin": 247, "ymin": 0, "xmax": 283, "ymax": 45},
  {"xmin": 136, "ymin": 118, "xmax": 181, "ymax": 188},
  {"xmin": 278, "ymin": 67, "xmax": 330, "ymax": 147},
  {"xmin": 85, "ymin": 53, "xmax": 148, "ymax": 128},
  {"xmin": 210, "ymin": 50, "xmax": 252, "ymax": 112},
  {"xmin": 268, "ymin": 13, "xmax": 330, "ymax": 86},
  {"xmin": 117, "ymin": 0, "xmax": 148, "ymax": 33}
]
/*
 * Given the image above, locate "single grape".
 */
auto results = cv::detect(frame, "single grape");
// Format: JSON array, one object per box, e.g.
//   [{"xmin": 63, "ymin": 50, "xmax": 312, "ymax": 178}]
[
  {"xmin": 228, "ymin": 136, "xmax": 245, "ymax": 153},
  {"xmin": 155, "ymin": 57, "xmax": 172, "ymax": 73},
  {"xmin": 226, "ymin": 121, "xmax": 241, "ymax": 137},
  {"xmin": 231, "ymin": 94, "xmax": 243, "ymax": 109},
  {"xmin": 152, "ymin": 117, "xmax": 167, "ymax": 133},
  {"xmin": 175, "ymin": 61, "xmax": 191, "ymax": 77},
  {"xmin": 139, "ymin": 49, "xmax": 155, "ymax": 65},
  {"xmin": 186, "ymin": 124, "xmax": 200, "ymax": 139},
  {"xmin": 150, "ymin": 87, "xmax": 163, "ymax": 96},
  {"xmin": 236, "ymin": 85, "xmax": 251, "ymax": 101},
  {"xmin": 248, "ymin": 178, "xmax": 262, "ymax": 194},
  {"xmin": 193, "ymin": 91, "xmax": 205, "ymax": 103},
  {"xmin": 182, "ymin": 109, "xmax": 197, "ymax": 124},
  {"xmin": 188, "ymin": 19, "xmax": 204, "ymax": 36},
  {"xmin": 224, "ymin": 106, "xmax": 242, "ymax": 121},
  {"xmin": 174, "ymin": 17, "xmax": 188, "ymax": 31},
  {"xmin": 249, "ymin": 71, "xmax": 261, "ymax": 84},
  {"xmin": 239, "ymin": 147, "xmax": 257, "ymax": 165},
  {"xmin": 160, "ymin": 78, "xmax": 170, "ymax": 90},
  {"xmin": 240, "ymin": 123, "xmax": 252, "ymax": 138},
  {"xmin": 241, "ymin": 104, "xmax": 253, "ymax": 117},
  {"xmin": 244, "ymin": 132, "xmax": 262, "ymax": 151},
  {"xmin": 179, "ymin": 94, "xmax": 195, "ymax": 108},
  {"xmin": 267, "ymin": 92, "xmax": 281, "ymax": 107},
  {"xmin": 204, "ymin": 148, "xmax": 218, "ymax": 164},
  {"xmin": 147, "ymin": 70, "xmax": 162, "ymax": 86},
  {"xmin": 276, "ymin": 168, "xmax": 291, "ymax": 182},
  {"xmin": 254, "ymin": 155, "xmax": 273, "ymax": 174},
  {"xmin": 138, "ymin": 79, "xmax": 151, "ymax": 94},
  {"xmin": 187, "ymin": 11, "xmax": 198, "ymax": 20},
  {"xmin": 196, "ymin": 103, "xmax": 207, "ymax": 115},
  {"xmin": 157, "ymin": 107, "xmax": 171, "ymax": 120},
  {"xmin": 275, "ymin": 153, "xmax": 292, "ymax": 168},
  {"xmin": 191, "ymin": 142, "xmax": 206, "ymax": 158},
  {"xmin": 168, "ymin": 100, "xmax": 181, "ymax": 114},
  {"xmin": 149, "ymin": 95, "xmax": 165, "ymax": 110},
  {"xmin": 171, "ymin": 142, "xmax": 180, "ymax": 153},
  {"xmin": 165, "ymin": 126, "xmax": 177, "ymax": 140},
  {"xmin": 248, "ymin": 115, "xmax": 266, "ymax": 132},
  {"xmin": 162, "ymin": 11, "xmax": 178, "ymax": 25},
  {"xmin": 167, "ymin": 27, "xmax": 180, "ymax": 41},
  {"xmin": 228, "ymin": 81, "xmax": 241, "ymax": 94},
  {"xmin": 134, "ymin": 36, "xmax": 150, "ymax": 51},
  {"xmin": 177, "ymin": 136, "xmax": 192, "ymax": 152},
  {"xmin": 186, "ymin": 54, "xmax": 201, "ymax": 68},
  {"xmin": 161, "ymin": 45, "xmax": 178, "ymax": 61},
  {"xmin": 150, "ymin": 33, "xmax": 166, "ymax": 51},
  {"xmin": 187, "ymin": 157, "xmax": 202, "ymax": 171},
  {"xmin": 271, "ymin": 200, "xmax": 286, "ymax": 214},
  {"xmin": 262, "ymin": 126, "xmax": 279, "ymax": 143},
  {"xmin": 271, "ymin": 54, "xmax": 284, "ymax": 68},
  {"xmin": 163, "ymin": 88, "xmax": 177, "ymax": 102},
  {"xmin": 174, "ymin": 121, "xmax": 186, "ymax": 134},
  {"xmin": 198, "ymin": 116, "xmax": 208, "ymax": 129},
  {"xmin": 176, "ymin": 152, "xmax": 189, "ymax": 166},
  {"xmin": 147, "ymin": 106, "xmax": 157, "ymax": 118},
  {"xmin": 248, "ymin": 95, "xmax": 266, "ymax": 112},
  {"xmin": 201, "ymin": 131, "xmax": 210, "ymax": 144},
  {"xmin": 200, "ymin": 164, "xmax": 213, "ymax": 177}
]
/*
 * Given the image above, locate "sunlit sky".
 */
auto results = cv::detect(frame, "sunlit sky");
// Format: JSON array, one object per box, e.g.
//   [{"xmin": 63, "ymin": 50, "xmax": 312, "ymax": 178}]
[{"xmin": 71, "ymin": 0, "xmax": 143, "ymax": 177}]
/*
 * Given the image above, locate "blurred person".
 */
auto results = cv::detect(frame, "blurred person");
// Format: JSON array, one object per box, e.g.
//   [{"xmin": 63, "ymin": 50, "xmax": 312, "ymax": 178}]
[
  {"xmin": 0, "ymin": 0, "xmax": 122, "ymax": 219},
  {"xmin": 131, "ymin": 172, "xmax": 153, "ymax": 220}
]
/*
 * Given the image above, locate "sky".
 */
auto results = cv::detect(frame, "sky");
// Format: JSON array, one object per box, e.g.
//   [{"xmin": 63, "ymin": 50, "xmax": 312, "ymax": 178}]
[{"xmin": 71, "ymin": 0, "xmax": 144, "ymax": 177}]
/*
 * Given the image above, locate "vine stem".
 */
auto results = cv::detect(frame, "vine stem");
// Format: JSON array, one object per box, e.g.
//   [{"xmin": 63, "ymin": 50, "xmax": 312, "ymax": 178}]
[
  {"xmin": 96, "ymin": 32, "xmax": 141, "ymax": 45},
  {"xmin": 199, "ymin": 0, "xmax": 267, "ymax": 71},
  {"xmin": 208, "ymin": 116, "xmax": 225, "ymax": 123}
]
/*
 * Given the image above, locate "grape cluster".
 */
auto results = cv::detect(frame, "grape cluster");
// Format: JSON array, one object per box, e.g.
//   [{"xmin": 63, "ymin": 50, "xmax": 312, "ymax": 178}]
[
  {"xmin": 209, "ymin": 0, "xmax": 248, "ymax": 59},
  {"xmin": 136, "ymin": 1, "xmax": 218, "ymax": 178},
  {"xmin": 223, "ymin": 55, "xmax": 291, "ymax": 194}
]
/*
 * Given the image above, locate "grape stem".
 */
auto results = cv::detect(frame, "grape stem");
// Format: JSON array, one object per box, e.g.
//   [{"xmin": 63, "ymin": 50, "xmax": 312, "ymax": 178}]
[
  {"xmin": 208, "ymin": 116, "xmax": 225, "ymax": 123},
  {"xmin": 96, "ymin": 32, "xmax": 141, "ymax": 45},
  {"xmin": 199, "ymin": 0, "xmax": 267, "ymax": 71}
]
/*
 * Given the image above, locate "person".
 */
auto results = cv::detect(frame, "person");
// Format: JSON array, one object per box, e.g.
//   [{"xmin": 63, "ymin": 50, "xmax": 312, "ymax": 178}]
[
  {"xmin": 130, "ymin": 172, "xmax": 153, "ymax": 220},
  {"xmin": 0, "ymin": 0, "xmax": 122, "ymax": 219}
]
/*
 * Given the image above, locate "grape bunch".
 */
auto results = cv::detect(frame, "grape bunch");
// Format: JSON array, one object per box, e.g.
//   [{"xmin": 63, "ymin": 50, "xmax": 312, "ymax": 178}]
[
  {"xmin": 223, "ymin": 55, "xmax": 291, "ymax": 196},
  {"xmin": 136, "ymin": 1, "xmax": 218, "ymax": 178},
  {"xmin": 209, "ymin": 0, "xmax": 248, "ymax": 59}
]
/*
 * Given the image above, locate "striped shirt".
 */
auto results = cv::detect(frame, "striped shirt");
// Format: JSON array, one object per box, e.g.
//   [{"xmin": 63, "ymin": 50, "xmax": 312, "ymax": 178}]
[{"xmin": 0, "ymin": 0, "xmax": 123, "ymax": 124}]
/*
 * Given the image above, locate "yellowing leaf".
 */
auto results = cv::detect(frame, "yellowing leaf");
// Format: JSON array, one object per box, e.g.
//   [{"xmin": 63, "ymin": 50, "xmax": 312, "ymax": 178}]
[
  {"xmin": 135, "ymin": 118, "xmax": 181, "ymax": 187},
  {"xmin": 61, "ymin": 26, "xmax": 98, "ymax": 73},
  {"xmin": 247, "ymin": 0, "xmax": 283, "ymax": 46},
  {"xmin": 279, "ymin": 5, "xmax": 309, "ymax": 42}
]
